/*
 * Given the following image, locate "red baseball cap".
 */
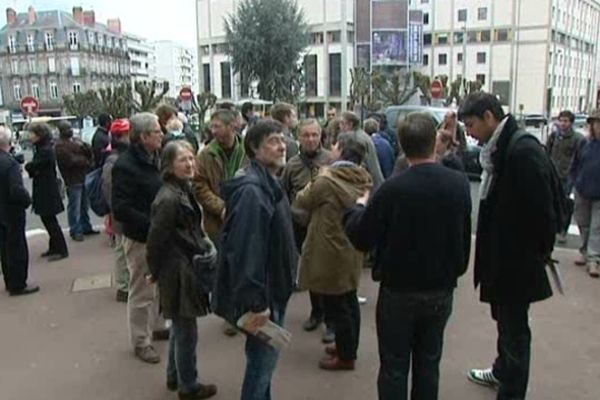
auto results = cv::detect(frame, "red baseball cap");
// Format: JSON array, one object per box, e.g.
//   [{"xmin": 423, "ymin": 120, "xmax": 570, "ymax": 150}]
[{"xmin": 110, "ymin": 119, "xmax": 130, "ymax": 137}]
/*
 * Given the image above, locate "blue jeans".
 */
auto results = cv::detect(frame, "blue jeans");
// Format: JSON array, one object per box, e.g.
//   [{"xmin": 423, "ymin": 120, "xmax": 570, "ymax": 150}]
[
  {"xmin": 241, "ymin": 301, "xmax": 287, "ymax": 400},
  {"xmin": 376, "ymin": 288, "xmax": 453, "ymax": 400},
  {"xmin": 167, "ymin": 316, "xmax": 200, "ymax": 394},
  {"xmin": 66, "ymin": 183, "xmax": 93, "ymax": 237}
]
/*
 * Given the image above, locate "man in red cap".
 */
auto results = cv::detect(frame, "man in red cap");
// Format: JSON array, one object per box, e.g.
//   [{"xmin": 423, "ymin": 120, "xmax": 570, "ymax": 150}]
[{"xmin": 102, "ymin": 119, "xmax": 131, "ymax": 302}]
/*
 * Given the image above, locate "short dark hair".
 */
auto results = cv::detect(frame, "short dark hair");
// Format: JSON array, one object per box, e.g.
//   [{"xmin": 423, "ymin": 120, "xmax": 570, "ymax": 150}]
[
  {"xmin": 57, "ymin": 121, "xmax": 73, "ymax": 138},
  {"xmin": 341, "ymin": 112, "xmax": 360, "ymax": 130},
  {"xmin": 363, "ymin": 118, "xmax": 379, "ymax": 135},
  {"xmin": 155, "ymin": 104, "xmax": 178, "ymax": 130},
  {"xmin": 98, "ymin": 113, "xmax": 112, "ymax": 129},
  {"xmin": 397, "ymin": 112, "xmax": 437, "ymax": 159},
  {"xmin": 218, "ymin": 101, "xmax": 236, "ymax": 111},
  {"xmin": 270, "ymin": 103, "xmax": 295, "ymax": 123},
  {"xmin": 27, "ymin": 122, "xmax": 53, "ymax": 142},
  {"xmin": 336, "ymin": 132, "xmax": 367, "ymax": 165},
  {"xmin": 241, "ymin": 102, "xmax": 254, "ymax": 119},
  {"xmin": 210, "ymin": 109, "xmax": 238, "ymax": 126},
  {"xmin": 244, "ymin": 120, "xmax": 284, "ymax": 159},
  {"xmin": 558, "ymin": 110, "xmax": 575, "ymax": 123},
  {"xmin": 458, "ymin": 92, "xmax": 505, "ymax": 122}
]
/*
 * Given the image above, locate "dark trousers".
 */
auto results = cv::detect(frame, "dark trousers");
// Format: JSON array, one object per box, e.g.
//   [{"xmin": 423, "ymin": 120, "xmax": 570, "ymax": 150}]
[
  {"xmin": 0, "ymin": 212, "xmax": 29, "ymax": 292},
  {"xmin": 491, "ymin": 303, "xmax": 531, "ymax": 400},
  {"xmin": 376, "ymin": 287, "xmax": 453, "ymax": 400},
  {"xmin": 40, "ymin": 214, "xmax": 68, "ymax": 256},
  {"xmin": 168, "ymin": 316, "xmax": 199, "ymax": 394},
  {"xmin": 322, "ymin": 290, "xmax": 360, "ymax": 360}
]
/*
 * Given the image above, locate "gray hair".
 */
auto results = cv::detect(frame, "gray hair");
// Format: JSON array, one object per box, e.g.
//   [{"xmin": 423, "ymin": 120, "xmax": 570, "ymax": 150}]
[
  {"xmin": 0, "ymin": 126, "xmax": 12, "ymax": 147},
  {"xmin": 297, "ymin": 118, "xmax": 321, "ymax": 136},
  {"xmin": 161, "ymin": 140, "xmax": 195, "ymax": 179},
  {"xmin": 130, "ymin": 112, "xmax": 159, "ymax": 143}
]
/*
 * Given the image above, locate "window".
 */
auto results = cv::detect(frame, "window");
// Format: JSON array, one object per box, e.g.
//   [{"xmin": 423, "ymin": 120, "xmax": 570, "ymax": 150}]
[
  {"xmin": 457, "ymin": 52, "xmax": 463, "ymax": 63},
  {"xmin": 11, "ymin": 59, "xmax": 19, "ymax": 74},
  {"xmin": 88, "ymin": 31, "xmax": 95, "ymax": 45},
  {"xmin": 27, "ymin": 34, "xmax": 35, "ymax": 52},
  {"xmin": 423, "ymin": 54, "xmax": 429, "ymax": 66},
  {"xmin": 98, "ymin": 35, "xmax": 104, "ymax": 47},
  {"xmin": 73, "ymin": 82, "xmax": 81, "ymax": 94},
  {"xmin": 202, "ymin": 63, "xmax": 211, "ymax": 92},
  {"xmin": 45, "ymin": 32, "xmax": 54, "ymax": 50},
  {"xmin": 13, "ymin": 84, "xmax": 21, "ymax": 101},
  {"xmin": 28, "ymin": 58, "xmax": 36, "ymax": 73},
  {"xmin": 50, "ymin": 82, "xmax": 59, "ymax": 99},
  {"xmin": 458, "ymin": 9, "xmax": 467, "ymax": 22},
  {"xmin": 329, "ymin": 53, "xmax": 342, "ymax": 96},
  {"xmin": 8, "ymin": 36, "xmax": 16, "ymax": 53},
  {"xmin": 438, "ymin": 53, "xmax": 448, "ymax": 65},
  {"xmin": 421, "ymin": 0, "xmax": 429, "ymax": 3},
  {"xmin": 304, "ymin": 54, "xmax": 318, "ymax": 96},
  {"xmin": 479, "ymin": 30, "xmax": 491, "ymax": 43},
  {"xmin": 424, "ymin": 33, "xmax": 432, "ymax": 45},
  {"xmin": 495, "ymin": 29, "xmax": 510, "ymax": 42},
  {"xmin": 435, "ymin": 33, "xmax": 449, "ymax": 45},
  {"xmin": 309, "ymin": 32, "xmax": 324, "ymax": 45},
  {"xmin": 467, "ymin": 31, "xmax": 478, "ymax": 43},
  {"xmin": 327, "ymin": 30, "xmax": 341, "ymax": 43},
  {"xmin": 478, "ymin": 7, "xmax": 488, "ymax": 21},
  {"xmin": 477, "ymin": 52, "xmax": 487, "ymax": 64},
  {"xmin": 48, "ymin": 57, "xmax": 56, "ymax": 73},
  {"xmin": 423, "ymin": 13, "xmax": 429, "ymax": 25},
  {"xmin": 453, "ymin": 32, "xmax": 464, "ymax": 44},
  {"xmin": 221, "ymin": 62, "xmax": 232, "ymax": 98},
  {"xmin": 347, "ymin": 30, "xmax": 354, "ymax": 43},
  {"xmin": 32, "ymin": 83, "xmax": 40, "ymax": 99},
  {"xmin": 200, "ymin": 45, "xmax": 209, "ymax": 56},
  {"xmin": 476, "ymin": 74, "xmax": 486, "ymax": 85},
  {"xmin": 68, "ymin": 32, "xmax": 79, "ymax": 48},
  {"xmin": 70, "ymin": 57, "xmax": 80, "ymax": 76}
]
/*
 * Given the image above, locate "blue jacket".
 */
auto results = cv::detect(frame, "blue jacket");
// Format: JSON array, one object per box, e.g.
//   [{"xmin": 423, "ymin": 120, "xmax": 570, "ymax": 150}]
[
  {"xmin": 372, "ymin": 133, "xmax": 395, "ymax": 179},
  {"xmin": 571, "ymin": 137, "xmax": 600, "ymax": 200},
  {"xmin": 213, "ymin": 160, "xmax": 298, "ymax": 324}
]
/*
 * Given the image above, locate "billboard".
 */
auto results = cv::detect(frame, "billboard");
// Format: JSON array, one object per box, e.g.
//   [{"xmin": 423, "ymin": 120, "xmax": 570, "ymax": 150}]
[
  {"xmin": 408, "ymin": 10, "xmax": 423, "ymax": 65},
  {"xmin": 372, "ymin": 31, "xmax": 407, "ymax": 65}
]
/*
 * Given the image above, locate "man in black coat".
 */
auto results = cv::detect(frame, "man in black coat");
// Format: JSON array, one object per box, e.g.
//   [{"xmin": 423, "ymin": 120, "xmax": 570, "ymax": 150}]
[
  {"xmin": 0, "ymin": 127, "xmax": 38, "ymax": 296},
  {"xmin": 213, "ymin": 120, "xmax": 298, "ymax": 400},
  {"xmin": 460, "ymin": 93, "xmax": 555, "ymax": 400},
  {"xmin": 91, "ymin": 113, "xmax": 112, "ymax": 168},
  {"xmin": 112, "ymin": 112, "xmax": 168, "ymax": 364},
  {"xmin": 343, "ymin": 113, "xmax": 471, "ymax": 400}
]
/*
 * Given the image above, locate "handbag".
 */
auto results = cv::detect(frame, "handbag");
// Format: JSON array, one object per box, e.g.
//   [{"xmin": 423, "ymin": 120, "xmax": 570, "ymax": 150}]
[{"xmin": 192, "ymin": 237, "xmax": 218, "ymax": 295}]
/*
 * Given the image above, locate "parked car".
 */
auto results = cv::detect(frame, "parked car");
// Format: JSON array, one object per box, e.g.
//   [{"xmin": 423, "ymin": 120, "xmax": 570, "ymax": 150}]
[
  {"xmin": 384, "ymin": 105, "xmax": 482, "ymax": 181},
  {"xmin": 522, "ymin": 114, "xmax": 547, "ymax": 128}
]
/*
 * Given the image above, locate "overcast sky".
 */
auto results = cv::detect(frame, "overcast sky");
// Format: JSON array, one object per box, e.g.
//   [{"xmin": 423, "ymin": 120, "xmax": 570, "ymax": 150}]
[{"xmin": 4, "ymin": 0, "xmax": 198, "ymax": 48}]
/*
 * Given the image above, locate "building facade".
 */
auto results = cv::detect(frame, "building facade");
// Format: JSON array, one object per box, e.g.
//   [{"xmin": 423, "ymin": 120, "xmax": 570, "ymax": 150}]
[
  {"xmin": 196, "ymin": 0, "xmax": 357, "ymax": 116},
  {"xmin": 154, "ymin": 40, "xmax": 198, "ymax": 98},
  {"xmin": 126, "ymin": 32, "xmax": 156, "ymax": 86},
  {"xmin": 0, "ymin": 6, "xmax": 130, "ymax": 116},
  {"xmin": 413, "ymin": 0, "xmax": 600, "ymax": 115}
]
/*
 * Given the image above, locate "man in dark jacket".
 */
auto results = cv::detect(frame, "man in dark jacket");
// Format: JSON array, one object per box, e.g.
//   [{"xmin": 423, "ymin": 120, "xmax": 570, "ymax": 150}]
[
  {"xmin": 270, "ymin": 102, "xmax": 300, "ymax": 162},
  {"xmin": 112, "ymin": 112, "xmax": 168, "ymax": 364},
  {"xmin": 91, "ymin": 113, "xmax": 112, "ymax": 168},
  {"xmin": 0, "ymin": 127, "xmax": 38, "ymax": 296},
  {"xmin": 460, "ymin": 93, "xmax": 555, "ymax": 400},
  {"xmin": 55, "ymin": 121, "xmax": 96, "ymax": 241},
  {"xmin": 213, "ymin": 120, "xmax": 298, "ymax": 400},
  {"xmin": 343, "ymin": 113, "xmax": 471, "ymax": 400}
]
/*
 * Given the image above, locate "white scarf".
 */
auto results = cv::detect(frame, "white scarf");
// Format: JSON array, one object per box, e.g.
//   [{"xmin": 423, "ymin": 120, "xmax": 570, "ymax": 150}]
[{"xmin": 479, "ymin": 116, "xmax": 509, "ymax": 200}]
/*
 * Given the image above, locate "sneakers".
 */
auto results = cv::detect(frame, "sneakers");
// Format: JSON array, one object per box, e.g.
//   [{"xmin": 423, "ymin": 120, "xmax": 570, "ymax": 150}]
[
  {"xmin": 318, "ymin": 356, "xmax": 355, "ymax": 371},
  {"xmin": 357, "ymin": 295, "xmax": 367, "ymax": 305},
  {"xmin": 302, "ymin": 316, "xmax": 322, "ymax": 332},
  {"xmin": 587, "ymin": 262, "xmax": 600, "ymax": 278},
  {"xmin": 574, "ymin": 254, "xmax": 587, "ymax": 266},
  {"xmin": 134, "ymin": 345, "xmax": 160, "ymax": 364},
  {"xmin": 468, "ymin": 368, "xmax": 499, "ymax": 388}
]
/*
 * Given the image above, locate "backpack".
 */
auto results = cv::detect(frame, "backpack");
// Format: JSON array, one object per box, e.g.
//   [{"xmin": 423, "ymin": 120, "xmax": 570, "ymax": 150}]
[
  {"xmin": 505, "ymin": 131, "xmax": 573, "ymax": 235},
  {"xmin": 85, "ymin": 167, "xmax": 110, "ymax": 217}
]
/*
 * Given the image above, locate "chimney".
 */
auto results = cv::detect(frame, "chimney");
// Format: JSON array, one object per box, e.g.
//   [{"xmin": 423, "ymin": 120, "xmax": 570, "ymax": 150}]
[
  {"xmin": 6, "ymin": 8, "xmax": 17, "ymax": 25},
  {"xmin": 28, "ymin": 6, "xmax": 36, "ymax": 25},
  {"xmin": 83, "ymin": 10, "xmax": 95, "ymax": 26},
  {"xmin": 107, "ymin": 18, "xmax": 121, "ymax": 35},
  {"xmin": 72, "ymin": 6, "xmax": 83, "ymax": 24}
]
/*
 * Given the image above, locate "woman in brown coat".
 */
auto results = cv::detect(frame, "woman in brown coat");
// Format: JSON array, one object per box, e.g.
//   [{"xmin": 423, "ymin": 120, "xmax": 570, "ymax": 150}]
[
  {"xmin": 293, "ymin": 132, "xmax": 372, "ymax": 371},
  {"xmin": 146, "ymin": 140, "xmax": 217, "ymax": 400}
]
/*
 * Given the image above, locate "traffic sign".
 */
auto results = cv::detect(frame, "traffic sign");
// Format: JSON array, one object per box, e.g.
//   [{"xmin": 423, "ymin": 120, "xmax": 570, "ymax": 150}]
[
  {"xmin": 431, "ymin": 80, "xmax": 444, "ymax": 99},
  {"xmin": 20, "ymin": 96, "xmax": 39, "ymax": 114},
  {"xmin": 179, "ymin": 87, "xmax": 193, "ymax": 101}
]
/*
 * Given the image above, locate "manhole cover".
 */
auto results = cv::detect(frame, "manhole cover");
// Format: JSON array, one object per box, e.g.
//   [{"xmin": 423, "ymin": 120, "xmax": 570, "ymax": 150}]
[{"xmin": 72, "ymin": 274, "xmax": 113, "ymax": 292}]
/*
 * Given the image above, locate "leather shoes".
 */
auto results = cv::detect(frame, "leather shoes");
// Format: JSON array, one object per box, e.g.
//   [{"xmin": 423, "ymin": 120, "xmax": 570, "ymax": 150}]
[
  {"xmin": 318, "ymin": 356, "xmax": 355, "ymax": 371},
  {"xmin": 152, "ymin": 329, "xmax": 170, "ymax": 341},
  {"xmin": 116, "ymin": 289, "xmax": 128, "ymax": 303},
  {"xmin": 9, "ymin": 285, "xmax": 40, "ymax": 296},
  {"xmin": 83, "ymin": 229, "xmax": 100, "ymax": 235},
  {"xmin": 71, "ymin": 234, "xmax": 84, "ymax": 242},
  {"xmin": 178, "ymin": 383, "xmax": 217, "ymax": 400},
  {"xmin": 302, "ymin": 316, "xmax": 322, "ymax": 332},
  {"xmin": 47, "ymin": 253, "xmax": 68, "ymax": 262},
  {"xmin": 41, "ymin": 250, "xmax": 55, "ymax": 257}
]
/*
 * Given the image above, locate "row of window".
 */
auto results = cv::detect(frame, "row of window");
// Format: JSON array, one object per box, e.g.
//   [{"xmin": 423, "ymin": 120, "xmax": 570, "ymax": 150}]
[
  {"xmin": 303, "ymin": 53, "xmax": 342, "ymax": 97},
  {"xmin": 7, "ymin": 31, "xmax": 125, "ymax": 53},
  {"xmin": 5, "ymin": 56, "xmax": 127, "ymax": 76},
  {"xmin": 423, "ymin": 51, "xmax": 487, "ymax": 66},
  {"xmin": 12, "ymin": 82, "xmax": 62, "ymax": 101},
  {"xmin": 424, "ymin": 29, "xmax": 511, "ymax": 46},
  {"xmin": 552, "ymin": 30, "xmax": 595, "ymax": 54},
  {"xmin": 421, "ymin": 7, "xmax": 488, "ymax": 26}
]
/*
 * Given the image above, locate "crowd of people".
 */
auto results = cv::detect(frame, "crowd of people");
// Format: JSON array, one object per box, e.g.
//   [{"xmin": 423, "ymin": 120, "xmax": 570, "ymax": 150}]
[{"xmin": 0, "ymin": 93, "xmax": 599, "ymax": 400}]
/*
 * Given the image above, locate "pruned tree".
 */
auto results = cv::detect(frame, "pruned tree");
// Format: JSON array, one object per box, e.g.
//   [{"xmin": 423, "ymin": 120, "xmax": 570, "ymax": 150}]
[
  {"xmin": 349, "ymin": 67, "xmax": 371, "ymax": 111},
  {"xmin": 134, "ymin": 80, "xmax": 170, "ymax": 112},
  {"xmin": 225, "ymin": 0, "xmax": 309, "ymax": 102},
  {"xmin": 97, "ymin": 84, "xmax": 133, "ymax": 118},
  {"xmin": 63, "ymin": 90, "xmax": 102, "ymax": 118},
  {"xmin": 196, "ymin": 91, "xmax": 218, "ymax": 124},
  {"xmin": 371, "ymin": 69, "xmax": 417, "ymax": 106},
  {"xmin": 448, "ymin": 77, "xmax": 483, "ymax": 106},
  {"xmin": 412, "ymin": 71, "xmax": 432, "ymax": 104}
]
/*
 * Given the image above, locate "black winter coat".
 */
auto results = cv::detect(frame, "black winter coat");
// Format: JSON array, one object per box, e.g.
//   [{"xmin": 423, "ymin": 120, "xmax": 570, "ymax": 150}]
[
  {"xmin": 111, "ymin": 143, "xmax": 162, "ymax": 243},
  {"xmin": 475, "ymin": 115, "xmax": 554, "ymax": 304},
  {"xmin": 147, "ymin": 180, "xmax": 211, "ymax": 318},
  {"xmin": 92, "ymin": 126, "xmax": 110, "ymax": 168},
  {"xmin": 0, "ymin": 150, "xmax": 31, "ymax": 224},
  {"xmin": 213, "ymin": 160, "xmax": 298, "ymax": 325},
  {"xmin": 24, "ymin": 138, "xmax": 64, "ymax": 216}
]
